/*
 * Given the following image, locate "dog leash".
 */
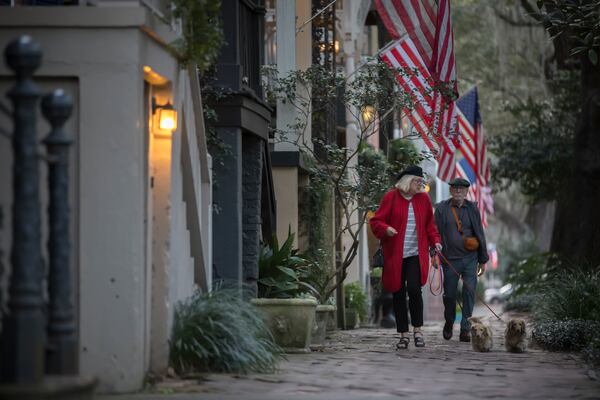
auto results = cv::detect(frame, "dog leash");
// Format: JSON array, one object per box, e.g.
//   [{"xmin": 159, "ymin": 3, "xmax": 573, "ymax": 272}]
[
  {"xmin": 428, "ymin": 251, "xmax": 444, "ymax": 296},
  {"xmin": 435, "ymin": 249, "xmax": 503, "ymax": 322},
  {"xmin": 429, "ymin": 249, "xmax": 464, "ymax": 313}
]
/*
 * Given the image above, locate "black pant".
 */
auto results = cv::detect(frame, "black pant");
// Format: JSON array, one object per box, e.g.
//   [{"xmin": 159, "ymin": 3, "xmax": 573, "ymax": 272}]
[{"xmin": 393, "ymin": 256, "xmax": 423, "ymax": 333}]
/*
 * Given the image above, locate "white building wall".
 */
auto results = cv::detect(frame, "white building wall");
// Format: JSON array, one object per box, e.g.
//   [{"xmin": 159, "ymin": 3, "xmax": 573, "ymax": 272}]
[
  {"xmin": 0, "ymin": 7, "xmax": 212, "ymax": 393},
  {"xmin": 340, "ymin": 0, "xmax": 372, "ymax": 287}
]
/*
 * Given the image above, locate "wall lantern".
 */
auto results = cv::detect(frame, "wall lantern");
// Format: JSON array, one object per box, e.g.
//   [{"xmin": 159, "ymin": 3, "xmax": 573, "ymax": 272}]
[{"xmin": 152, "ymin": 97, "xmax": 178, "ymax": 132}]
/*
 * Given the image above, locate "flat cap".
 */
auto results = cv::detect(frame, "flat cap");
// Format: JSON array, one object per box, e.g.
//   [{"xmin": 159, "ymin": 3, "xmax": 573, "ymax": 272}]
[
  {"xmin": 397, "ymin": 165, "xmax": 424, "ymax": 181},
  {"xmin": 448, "ymin": 177, "xmax": 471, "ymax": 187}
]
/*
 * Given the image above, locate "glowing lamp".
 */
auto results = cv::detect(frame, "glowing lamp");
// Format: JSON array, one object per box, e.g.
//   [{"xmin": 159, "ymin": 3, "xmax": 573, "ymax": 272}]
[
  {"xmin": 152, "ymin": 97, "xmax": 178, "ymax": 132},
  {"xmin": 158, "ymin": 103, "xmax": 177, "ymax": 131},
  {"xmin": 361, "ymin": 105, "xmax": 376, "ymax": 124}
]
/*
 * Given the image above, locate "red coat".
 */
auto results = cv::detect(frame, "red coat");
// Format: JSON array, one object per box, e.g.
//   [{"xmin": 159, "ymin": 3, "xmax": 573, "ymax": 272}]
[{"xmin": 369, "ymin": 189, "xmax": 441, "ymax": 293}]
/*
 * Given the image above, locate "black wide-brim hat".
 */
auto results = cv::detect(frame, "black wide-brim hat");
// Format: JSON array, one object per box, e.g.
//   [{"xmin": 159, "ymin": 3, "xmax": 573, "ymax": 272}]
[
  {"xmin": 448, "ymin": 177, "xmax": 471, "ymax": 187},
  {"xmin": 397, "ymin": 165, "xmax": 424, "ymax": 181}
]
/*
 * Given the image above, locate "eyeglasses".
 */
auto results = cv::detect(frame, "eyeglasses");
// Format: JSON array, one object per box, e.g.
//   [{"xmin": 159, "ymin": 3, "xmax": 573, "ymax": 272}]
[{"xmin": 413, "ymin": 179, "xmax": 426, "ymax": 186}]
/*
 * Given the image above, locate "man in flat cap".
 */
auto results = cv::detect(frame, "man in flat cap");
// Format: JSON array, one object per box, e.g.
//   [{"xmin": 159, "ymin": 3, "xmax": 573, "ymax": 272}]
[{"xmin": 434, "ymin": 178, "xmax": 489, "ymax": 342}]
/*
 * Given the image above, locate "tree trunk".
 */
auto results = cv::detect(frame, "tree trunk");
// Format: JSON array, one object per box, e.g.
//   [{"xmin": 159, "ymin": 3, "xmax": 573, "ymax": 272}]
[{"xmin": 551, "ymin": 56, "xmax": 600, "ymax": 265}]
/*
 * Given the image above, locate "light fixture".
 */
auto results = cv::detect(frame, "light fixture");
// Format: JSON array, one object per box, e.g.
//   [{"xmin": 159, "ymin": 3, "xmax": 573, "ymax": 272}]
[
  {"xmin": 152, "ymin": 97, "xmax": 178, "ymax": 132},
  {"xmin": 361, "ymin": 105, "xmax": 376, "ymax": 124},
  {"xmin": 334, "ymin": 40, "xmax": 340, "ymax": 54}
]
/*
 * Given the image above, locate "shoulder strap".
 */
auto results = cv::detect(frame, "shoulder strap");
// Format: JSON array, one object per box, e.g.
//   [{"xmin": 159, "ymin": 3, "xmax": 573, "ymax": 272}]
[{"xmin": 450, "ymin": 206, "xmax": 464, "ymax": 236}]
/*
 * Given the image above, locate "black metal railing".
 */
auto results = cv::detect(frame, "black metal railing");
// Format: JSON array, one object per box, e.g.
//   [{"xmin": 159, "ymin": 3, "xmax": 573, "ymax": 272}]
[
  {"xmin": 311, "ymin": 0, "xmax": 337, "ymax": 159},
  {"xmin": 0, "ymin": 35, "xmax": 77, "ymax": 384},
  {"xmin": 239, "ymin": 0, "xmax": 265, "ymax": 98}
]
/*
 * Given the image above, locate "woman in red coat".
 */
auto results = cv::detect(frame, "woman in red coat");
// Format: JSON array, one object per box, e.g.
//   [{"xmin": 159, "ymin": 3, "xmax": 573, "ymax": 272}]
[{"xmin": 369, "ymin": 165, "xmax": 442, "ymax": 349}]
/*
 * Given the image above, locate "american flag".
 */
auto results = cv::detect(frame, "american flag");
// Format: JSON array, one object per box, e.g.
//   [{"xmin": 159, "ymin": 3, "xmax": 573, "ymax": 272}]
[
  {"xmin": 455, "ymin": 87, "xmax": 493, "ymax": 227},
  {"xmin": 456, "ymin": 158, "xmax": 493, "ymax": 227},
  {"xmin": 456, "ymin": 87, "xmax": 490, "ymax": 186},
  {"xmin": 376, "ymin": 0, "xmax": 458, "ymax": 182}
]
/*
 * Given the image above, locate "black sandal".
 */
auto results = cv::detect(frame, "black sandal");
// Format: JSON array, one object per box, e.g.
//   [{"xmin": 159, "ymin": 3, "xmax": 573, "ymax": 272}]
[
  {"xmin": 396, "ymin": 336, "xmax": 410, "ymax": 350},
  {"xmin": 414, "ymin": 332, "xmax": 425, "ymax": 347}
]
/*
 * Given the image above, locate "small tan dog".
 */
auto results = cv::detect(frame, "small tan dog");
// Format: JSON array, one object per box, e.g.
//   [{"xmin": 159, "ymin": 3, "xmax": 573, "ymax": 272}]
[
  {"xmin": 504, "ymin": 318, "xmax": 527, "ymax": 353},
  {"xmin": 468, "ymin": 317, "xmax": 493, "ymax": 352}
]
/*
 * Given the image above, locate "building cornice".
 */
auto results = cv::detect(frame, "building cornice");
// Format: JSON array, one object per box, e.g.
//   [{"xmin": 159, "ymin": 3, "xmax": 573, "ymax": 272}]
[{"xmin": 0, "ymin": 8, "xmax": 177, "ymax": 50}]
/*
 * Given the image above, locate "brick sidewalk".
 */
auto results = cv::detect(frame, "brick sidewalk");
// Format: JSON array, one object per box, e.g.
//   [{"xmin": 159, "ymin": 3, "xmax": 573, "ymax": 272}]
[{"xmin": 99, "ymin": 310, "xmax": 600, "ymax": 400}]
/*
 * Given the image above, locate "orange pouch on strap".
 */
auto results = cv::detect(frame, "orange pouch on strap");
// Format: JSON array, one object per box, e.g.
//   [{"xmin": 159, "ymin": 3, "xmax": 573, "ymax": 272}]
[{"xmin": 450, "ymin": 207, "xmax": 479, "ymax": 251}]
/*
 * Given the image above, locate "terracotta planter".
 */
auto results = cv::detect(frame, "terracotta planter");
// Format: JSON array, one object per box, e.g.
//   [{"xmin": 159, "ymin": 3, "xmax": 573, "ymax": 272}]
[
  {"xmin": 251, "ymin": 298, "xmax": 317, "ymax": 353},
  {"xmin": 310, "ymin": 305, "xmax": 336, "ymax": 348}
]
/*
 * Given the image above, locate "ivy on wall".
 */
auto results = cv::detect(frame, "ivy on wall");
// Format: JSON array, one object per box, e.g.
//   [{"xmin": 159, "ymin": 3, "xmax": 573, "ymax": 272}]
[{"xmin": 171, "ymin": 0, "xmax": 224, "ymax": 72}]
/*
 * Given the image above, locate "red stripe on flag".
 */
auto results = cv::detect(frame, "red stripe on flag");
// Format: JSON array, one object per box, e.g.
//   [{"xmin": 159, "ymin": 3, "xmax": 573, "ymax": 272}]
[
  {"xmin": 374, "ymin": 0, "xmax": 401, "ymax": 39},
  {"xmin": 391, "ymin": 0, "xmax": 435, "ymax": 67}
]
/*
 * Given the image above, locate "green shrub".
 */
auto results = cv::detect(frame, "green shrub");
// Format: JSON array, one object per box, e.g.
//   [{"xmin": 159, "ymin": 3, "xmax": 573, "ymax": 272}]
[
  {"xmin": 583, "ymin": 336, "xmax": 600, "ymax": 367},
  {"xmin": 170, "ymin": 288, "xmax": 282, "ymax": 374},
  {"xmin": 258, "ymin": 231, "xmax": 317, "ymax": 299},
  {"xmin": 344, "ymin": 282, "xmax": 367, "ymax": 322},
  {"xmin": 504, "ymin": 252, "xmax": 558, "ymax": 296},
  {"xmin": 357, "ymin": 145, "xmax": 392, "ymax": 212},
  {"xmin": 171, "ymin": 0, "xmax": 224, "ymax": 71},
  {"xmin": 387, "ymin": 139, "xmax": 423, "ymax": 182},
  {"xmin": 371, "ymin": 267, "xmax": 382, "ymax": 279},
  {"xmin": 504, "ymin": 294, "xmax": 535, "ymax": 312},
  {"xmin": 532, "ymin": 320, "xmax": 600, "ymax": 352},
  {"xmin": 302, "ymin": 252, "xmax": 334, "ymax": 304},
  {"xmin": 532, "ymin": 270, "xmax": 600, "ymax": 322}
]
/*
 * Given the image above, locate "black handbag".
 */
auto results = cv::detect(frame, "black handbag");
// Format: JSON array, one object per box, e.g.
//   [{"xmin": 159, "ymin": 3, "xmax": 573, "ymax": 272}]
[{"xmin": 371, "ymin": 243, "xmax": 384, "ymax": 268}]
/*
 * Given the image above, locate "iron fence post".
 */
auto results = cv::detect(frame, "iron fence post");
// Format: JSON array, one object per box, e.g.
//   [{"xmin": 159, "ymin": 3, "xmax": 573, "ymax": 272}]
[
  {"xmin": 0, "ymin": 35, "xmax": 45, "ymax": 384},
  {"xmin": 42, "ymin": 89, "xmax": 76, "ymax": 375}
]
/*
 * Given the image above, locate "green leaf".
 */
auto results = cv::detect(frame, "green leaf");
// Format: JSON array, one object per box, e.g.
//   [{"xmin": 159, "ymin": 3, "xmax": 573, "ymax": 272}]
[
  {"xmin": 276, "ymin": 266, "xmax": 298, "ymax": 279},
  {"xmin": 258, "ymin": 277, "xmax": 278, "ymax": 287},
  {"xmin": 589, "ymin": 49, "xmax": 598, "ymax": 65},
  {"xmin": 298, "ymin": 281, "xmax": 319, "ymax": 296}
]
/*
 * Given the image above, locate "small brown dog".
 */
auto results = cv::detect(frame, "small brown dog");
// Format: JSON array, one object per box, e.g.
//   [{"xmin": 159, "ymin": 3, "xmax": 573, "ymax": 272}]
[
  {"xmin": 504, "ymin": 318, "xmax": 527, "ymax": 353},
  {"xmin": 468, "ymin": 317, "xmax": 493, "ymax": 352}
]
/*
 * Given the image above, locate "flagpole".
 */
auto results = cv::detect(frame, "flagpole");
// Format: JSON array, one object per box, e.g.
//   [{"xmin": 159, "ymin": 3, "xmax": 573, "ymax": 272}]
[
  {"xmin": 296, "ymin": 0, "xmax": 338, "ymax": 34},
  {"xmin": 344, "ymin": 38, "xmax": 405, "ymax": 83}
]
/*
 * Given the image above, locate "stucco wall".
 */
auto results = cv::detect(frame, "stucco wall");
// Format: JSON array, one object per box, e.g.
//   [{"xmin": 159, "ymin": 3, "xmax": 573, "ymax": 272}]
[
  {"xmin": 0, "ymin": 7, "xmax": 210, "ymax": 393},
  {"xmin": 0, "ymin": 25, "xmax": 149, "ymax": 392}
]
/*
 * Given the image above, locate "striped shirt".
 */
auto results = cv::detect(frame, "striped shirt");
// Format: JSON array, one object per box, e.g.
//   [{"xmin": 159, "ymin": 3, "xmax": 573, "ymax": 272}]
[{"xmin": 403, "ymin": 203, "xmax": 419, "ymax": 258}]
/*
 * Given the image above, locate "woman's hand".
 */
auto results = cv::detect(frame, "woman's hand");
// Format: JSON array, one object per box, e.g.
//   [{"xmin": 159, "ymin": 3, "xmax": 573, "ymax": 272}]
[
  {"xmin": 386, "ymin": 226, "xmax": 398, "ymax": 237},
  {"xmin": 477, "ymin": 263, "xmax": 486, "ymax": 277}
]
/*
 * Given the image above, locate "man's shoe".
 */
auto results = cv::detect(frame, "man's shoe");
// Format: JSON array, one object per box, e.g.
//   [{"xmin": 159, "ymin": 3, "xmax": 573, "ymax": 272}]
[
  {"xmin": 459, "ymin": 330, "xmax": 471, "ymax": 342},
  {"xmin": 443, "ymin": 322, "xmax": 453, "ymax": 340}
]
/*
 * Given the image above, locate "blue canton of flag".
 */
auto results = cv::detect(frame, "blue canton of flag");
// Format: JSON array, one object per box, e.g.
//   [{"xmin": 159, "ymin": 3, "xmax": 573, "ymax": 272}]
[
  {"xmin": 455, "ymin": 88, "xmax": 485, "ymax": 182},
  {"xmin": 456, "ymin": 88, "xmax": 481, "ymax": 127},
  {"xmin": 457, "ymin": 157, "xmax": 476, "ymax": 184},
  {"xmin": 454, "ymin": 87, "xmax": 492, "ymax": 227}
]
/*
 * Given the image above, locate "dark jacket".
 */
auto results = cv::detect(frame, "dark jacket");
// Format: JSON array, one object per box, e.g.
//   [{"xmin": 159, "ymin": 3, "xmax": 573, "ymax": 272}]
[{"xmin": 434, "ymin": 199, "xmax": 489, "ymax": 264}]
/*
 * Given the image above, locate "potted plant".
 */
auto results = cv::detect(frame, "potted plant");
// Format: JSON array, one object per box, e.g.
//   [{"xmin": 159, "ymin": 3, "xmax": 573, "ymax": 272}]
[
  {"xmin": 302, "ymin": 256, "xmax": 337, "ymax": 348},
  {"xmin": 344, "ymin": 282, "xmax": 367, "ymax": 330},
  {"xmin": 251, "ymin": 230, "xmax": 318, "ymax": 353}
]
